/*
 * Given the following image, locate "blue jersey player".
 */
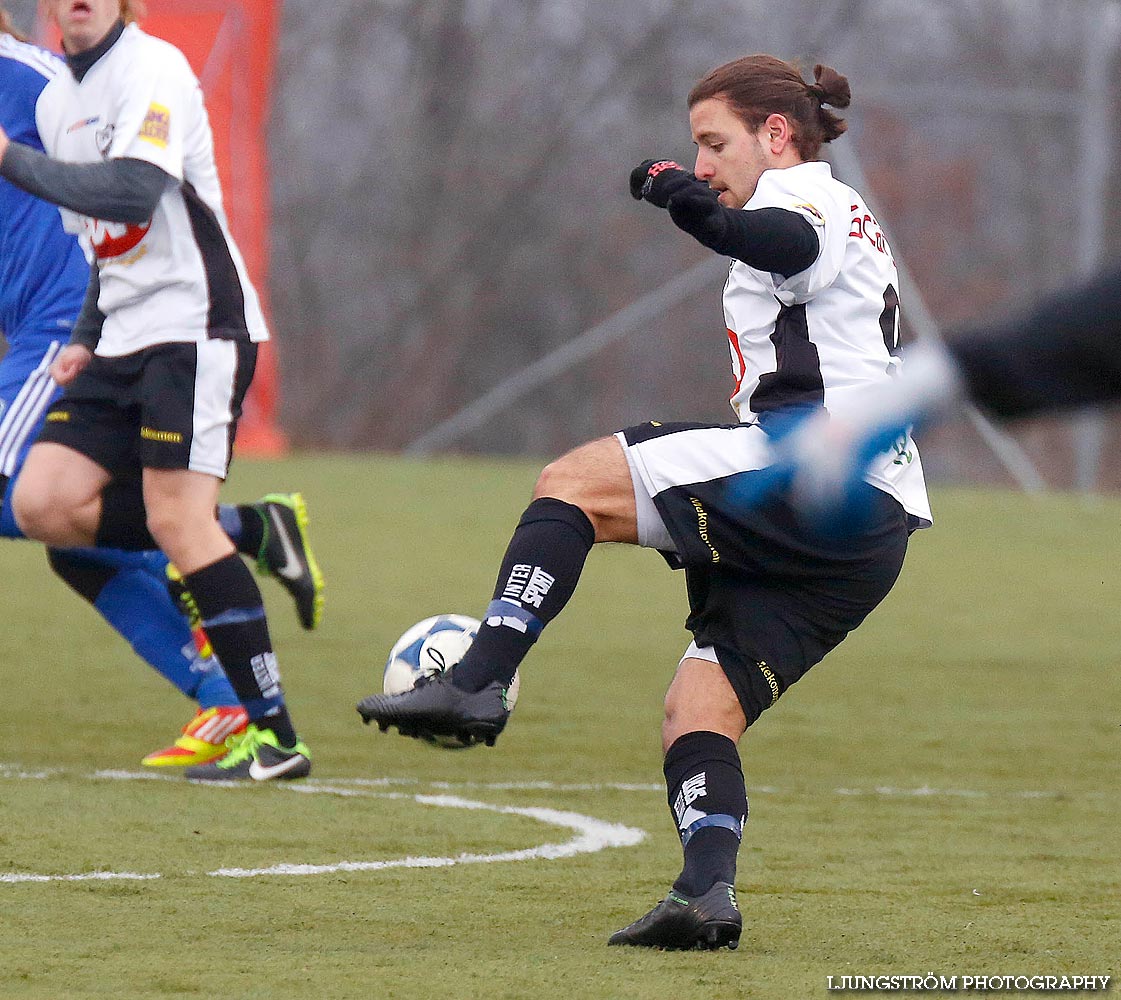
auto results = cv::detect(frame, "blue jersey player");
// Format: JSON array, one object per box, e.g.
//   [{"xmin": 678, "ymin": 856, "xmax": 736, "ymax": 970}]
[{"xmin": 0, "ymin": 10, "xmax": 323, "ymax": 768}]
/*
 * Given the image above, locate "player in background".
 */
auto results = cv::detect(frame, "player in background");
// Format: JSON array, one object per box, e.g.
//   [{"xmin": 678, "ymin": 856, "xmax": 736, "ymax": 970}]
[
  {"xmin": 0, "ymin": 4, "xmax": 323, "ymax": 769},
  {"xmin": 0, "ymin": 0, "xmax": 316, "ymax": 780},
  {"xmin": 2, "ymin": 5, "xmax": 240, "ymax": 767},
  {"xmin": 359, "ymin": 55, "xmax": 931, "ymax": 949},
  {"xmin": 766, "ymin": 266, "xmax": 1121, "ymax": 515}
]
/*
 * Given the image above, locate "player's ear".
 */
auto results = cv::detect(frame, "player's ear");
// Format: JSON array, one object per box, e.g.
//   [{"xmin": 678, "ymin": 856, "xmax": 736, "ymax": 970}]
[{"xmin": 762, "ymin": 113, "xmax": 793, "ymax": 153}]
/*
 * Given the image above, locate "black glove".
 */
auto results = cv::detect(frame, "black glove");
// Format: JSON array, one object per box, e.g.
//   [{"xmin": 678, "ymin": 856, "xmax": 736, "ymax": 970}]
[
  {"xmin": 666, "ymin": 183, "xmax": 722, "ymax": 232},
  {"xmin": 629, "ymin": 159, "xmax": 699, "ymax": 208}
]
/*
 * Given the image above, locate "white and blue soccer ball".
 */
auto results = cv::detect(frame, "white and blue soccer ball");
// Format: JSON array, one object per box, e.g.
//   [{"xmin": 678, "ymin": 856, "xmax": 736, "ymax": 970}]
[{"xmin": 383, "ymin": 614, "xmax": 520, "ymax": 709}]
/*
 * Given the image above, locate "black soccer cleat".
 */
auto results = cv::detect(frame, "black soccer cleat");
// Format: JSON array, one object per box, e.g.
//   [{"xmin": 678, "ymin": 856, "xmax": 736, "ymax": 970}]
[
  {"xmin": 608, "ymin": 881, "xmax": 742, "ymax": 951},
  {"xmin": 356, "ymin": 672, "xmax": 511, "ymax": 748},
  {"xmin": 252, "ymin": 493, "xmax": 325, "ymax": 630}
]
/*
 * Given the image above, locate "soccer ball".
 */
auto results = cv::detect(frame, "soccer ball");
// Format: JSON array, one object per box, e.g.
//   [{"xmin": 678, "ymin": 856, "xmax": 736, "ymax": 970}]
[{"xmin": 383, "ymin": 614, "xmax": 520, "ymax": 709}]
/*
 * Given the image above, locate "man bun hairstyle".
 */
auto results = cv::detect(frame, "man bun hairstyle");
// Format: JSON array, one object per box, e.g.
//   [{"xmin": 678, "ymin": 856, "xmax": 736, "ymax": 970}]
[{"xmin": 688, "ymin": 54, "xmax": 851, "ymax": 161}]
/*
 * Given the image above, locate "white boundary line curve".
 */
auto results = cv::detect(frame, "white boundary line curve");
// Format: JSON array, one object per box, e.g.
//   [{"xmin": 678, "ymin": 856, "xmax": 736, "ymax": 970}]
[
  {"xmin": 0, "ymin": 767, "xmax": 646, "ymax": 885},
  {"xmin": 0, "ymin": 763, "xmax": 1111, "ymax": 885}
]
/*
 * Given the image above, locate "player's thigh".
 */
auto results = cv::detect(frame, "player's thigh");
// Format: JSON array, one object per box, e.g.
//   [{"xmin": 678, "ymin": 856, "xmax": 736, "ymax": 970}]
[
  {"xmin": 663, "ymin": 655, "xmax": 747, "ymax": 751},
  {"xmin": 534, "ymin": 434, "xmax": 637, "ymax": 543}
]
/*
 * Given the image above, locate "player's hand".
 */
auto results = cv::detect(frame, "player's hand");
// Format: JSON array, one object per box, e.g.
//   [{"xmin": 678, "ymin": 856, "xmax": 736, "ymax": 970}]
[
  {"xmin": 0, "ymin": 124, "xmax": 9, "ymax": 164},
  {"xmin": 50, "ymin": 344, "xmax": 93, "ymax": 387},
  {"xmin": 629, "ymin": 159, "xmax": 699, "ymax": 209}
]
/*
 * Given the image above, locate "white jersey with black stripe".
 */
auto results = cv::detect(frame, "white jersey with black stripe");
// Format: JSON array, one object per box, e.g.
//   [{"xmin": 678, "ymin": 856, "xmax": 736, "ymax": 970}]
[
  {"xmin": 34, "ymin": 24, "xmax": 267, "ymax": 357},
  {"xmin": 723, "ymin": 161, "xmax": 931, "ymax": 525}
]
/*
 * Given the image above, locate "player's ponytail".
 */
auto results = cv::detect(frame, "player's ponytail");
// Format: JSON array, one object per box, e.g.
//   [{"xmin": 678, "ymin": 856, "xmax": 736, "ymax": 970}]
[
  {"xmin": 0, "ymin": 6, "xmax": 29, "ymax": 41},
  {"xmin": 807, "ymin": 64, "xmax": 850, "ymax": 144}
]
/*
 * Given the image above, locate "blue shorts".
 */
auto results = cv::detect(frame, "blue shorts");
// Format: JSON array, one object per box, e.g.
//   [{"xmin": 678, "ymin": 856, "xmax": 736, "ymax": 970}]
[{"xmin": 0, "ymin": 335, "xmax": 66, "ymax": 538}]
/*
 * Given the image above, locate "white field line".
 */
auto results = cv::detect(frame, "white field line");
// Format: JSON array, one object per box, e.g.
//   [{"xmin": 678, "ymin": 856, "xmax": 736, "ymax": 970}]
[
  {"xmin": 211, "ymin": 788, "xmax": 644, "ymax": 878},
  {"xmin": 4, "ymin": 764, "xmax": 1108, "ymax": 801},
  {"xmin": 0, "ymin": 871, "xmax": 161, "ymax": 885},
  {"xmin": 0, "ymin": 768, "xmax": 645, "ymax": 885}
]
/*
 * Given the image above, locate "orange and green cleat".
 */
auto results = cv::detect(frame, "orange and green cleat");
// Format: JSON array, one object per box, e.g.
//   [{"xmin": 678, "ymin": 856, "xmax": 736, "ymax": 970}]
[{"xmin": 141, "ymin": 705, "xmax": 249, "ymax": 768}]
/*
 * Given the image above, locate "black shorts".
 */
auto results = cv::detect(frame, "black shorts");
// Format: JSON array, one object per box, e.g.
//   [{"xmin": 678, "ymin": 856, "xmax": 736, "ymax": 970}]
[
  {"xmin": 37, "ymin": 340, "xmax": 257, "ymax": 480},
  {"xmin": 618, "ymin": 420, "xmax": 912, "ymax": 727}
]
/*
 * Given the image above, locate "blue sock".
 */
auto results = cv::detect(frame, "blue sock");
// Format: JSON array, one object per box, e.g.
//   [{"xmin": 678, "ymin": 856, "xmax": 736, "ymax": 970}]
[
  {"xmin": 50, "ymin": 548, "xmax": 240, "ymax": 709},
  {"xmin": 217, "ymin": 504, "xmax": 243, "ymax": 546},
  {"xmin": 96, "ymin": 560, "xmax": 238, "ymax": 708}
]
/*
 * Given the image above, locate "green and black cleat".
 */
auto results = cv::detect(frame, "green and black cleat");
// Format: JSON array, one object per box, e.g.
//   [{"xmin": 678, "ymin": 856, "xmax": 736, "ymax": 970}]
[
  {"xmin": 184, "ymin": 724, "xmax": 311, "ymax": 783},
  {"xmin": 252, "ymin": 492, "xmax": 325, "ymax": 630},
  {"xmin": 608, "ymin": 881, "xmax": 742, "ymax": 951},
  {"xmin": 356, "ymin": 672, "xmax": 510, "ymax": 748}
]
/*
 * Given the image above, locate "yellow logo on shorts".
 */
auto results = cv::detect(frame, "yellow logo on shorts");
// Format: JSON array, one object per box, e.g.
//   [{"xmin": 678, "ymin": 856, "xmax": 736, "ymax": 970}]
[
  {"xmin": 46, "ymin": 410, "xmax": 70, "ymax": 422},
  {"xmin": 139, "ymin": 103, "xmax": 171, "ymax": 148},
  {"xmin": 689, "ymin": 496, "xmax": 720, "ymax": 563},
  {"xmin": 140, "ymin": 426, "xmax": 183, "ymax": 444},
  {"xmin": 757, "ymin": 660, "xmax": 781, "ymax": 706}
]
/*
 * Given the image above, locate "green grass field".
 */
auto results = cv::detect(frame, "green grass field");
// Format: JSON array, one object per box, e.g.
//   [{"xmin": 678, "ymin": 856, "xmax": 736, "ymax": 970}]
[{"xmin": 1, "ymin": 453, "xmax": 1118, "ymax": 999}]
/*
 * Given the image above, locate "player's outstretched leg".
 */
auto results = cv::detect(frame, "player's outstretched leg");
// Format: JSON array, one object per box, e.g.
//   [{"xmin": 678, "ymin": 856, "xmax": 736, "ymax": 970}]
[
  {"xmin": 356, "ymin": 496, "xmax": 596, "ymax": 745},
  {"xmin": 219, "ymin": 492, "xmax": 325, "ymax": 630}
]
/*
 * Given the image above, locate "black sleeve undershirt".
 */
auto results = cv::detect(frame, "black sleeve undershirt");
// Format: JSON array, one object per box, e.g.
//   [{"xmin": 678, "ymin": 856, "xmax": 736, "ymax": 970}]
[
  {"xmin": 666, "ymin": 186, "xmax": 820, "ymax": 278},
  {"xmin": 70, "ymin": 263, "xmax": 106, "ymax": 352},
  {"xmin": 0, "ymin": 142, "xmax": 171, "ymax": 224},
  {"xmin": 948, "ymin": 266, "xmax": 1121, "ymax": 418}
]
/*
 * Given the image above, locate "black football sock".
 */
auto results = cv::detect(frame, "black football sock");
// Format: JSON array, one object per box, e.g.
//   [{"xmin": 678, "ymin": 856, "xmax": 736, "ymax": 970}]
[
  {"xmin": 452, "ymin": 497, "xmax": 595, "ymax": 693},
  {"xmin": 46, "ymin": 547, "xmax": 116, "ymax": 602},
  {"xmin": 664, "ymin": 731, "xmax": 747, "ymax": 896},
  {"xmin": 184, "ymin": 553, "xmax": 297, "ymax": 747}
]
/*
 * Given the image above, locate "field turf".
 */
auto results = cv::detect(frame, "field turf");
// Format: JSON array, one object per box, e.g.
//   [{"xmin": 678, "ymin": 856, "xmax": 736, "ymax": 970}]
[{"xmin": 1, "ymin": 453, "xmax": 1117, "ymax": 998}]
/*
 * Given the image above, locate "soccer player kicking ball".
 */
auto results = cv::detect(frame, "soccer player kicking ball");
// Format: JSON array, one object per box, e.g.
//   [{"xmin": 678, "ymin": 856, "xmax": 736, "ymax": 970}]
[
  {"xmin": 0, "ymin": 0, "xmax": 314, "ymax": 781},
  {"xmin": 359, "ymin": 54, "xmax": 932, "ymax": 949}
]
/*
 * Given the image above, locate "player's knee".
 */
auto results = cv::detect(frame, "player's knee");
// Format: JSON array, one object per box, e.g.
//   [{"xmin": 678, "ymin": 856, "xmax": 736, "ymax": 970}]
[
  {"xmin": 532, "ymin": 457, "xmax": 584, "ymax": 506},
  {"xmin": 662, "ymin": 685, "xmax": 746, "ymax": 752},
  {"xmin": 10, "ymin": 478, "xmax": 68, "ymax": 544},
  {"xmin": 144, "ymin": 505, "xmax": 188, "ymax": 554},
  {"xmin": 145, "ymin": 501, "xmax": 230, "ymax": 570}
]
